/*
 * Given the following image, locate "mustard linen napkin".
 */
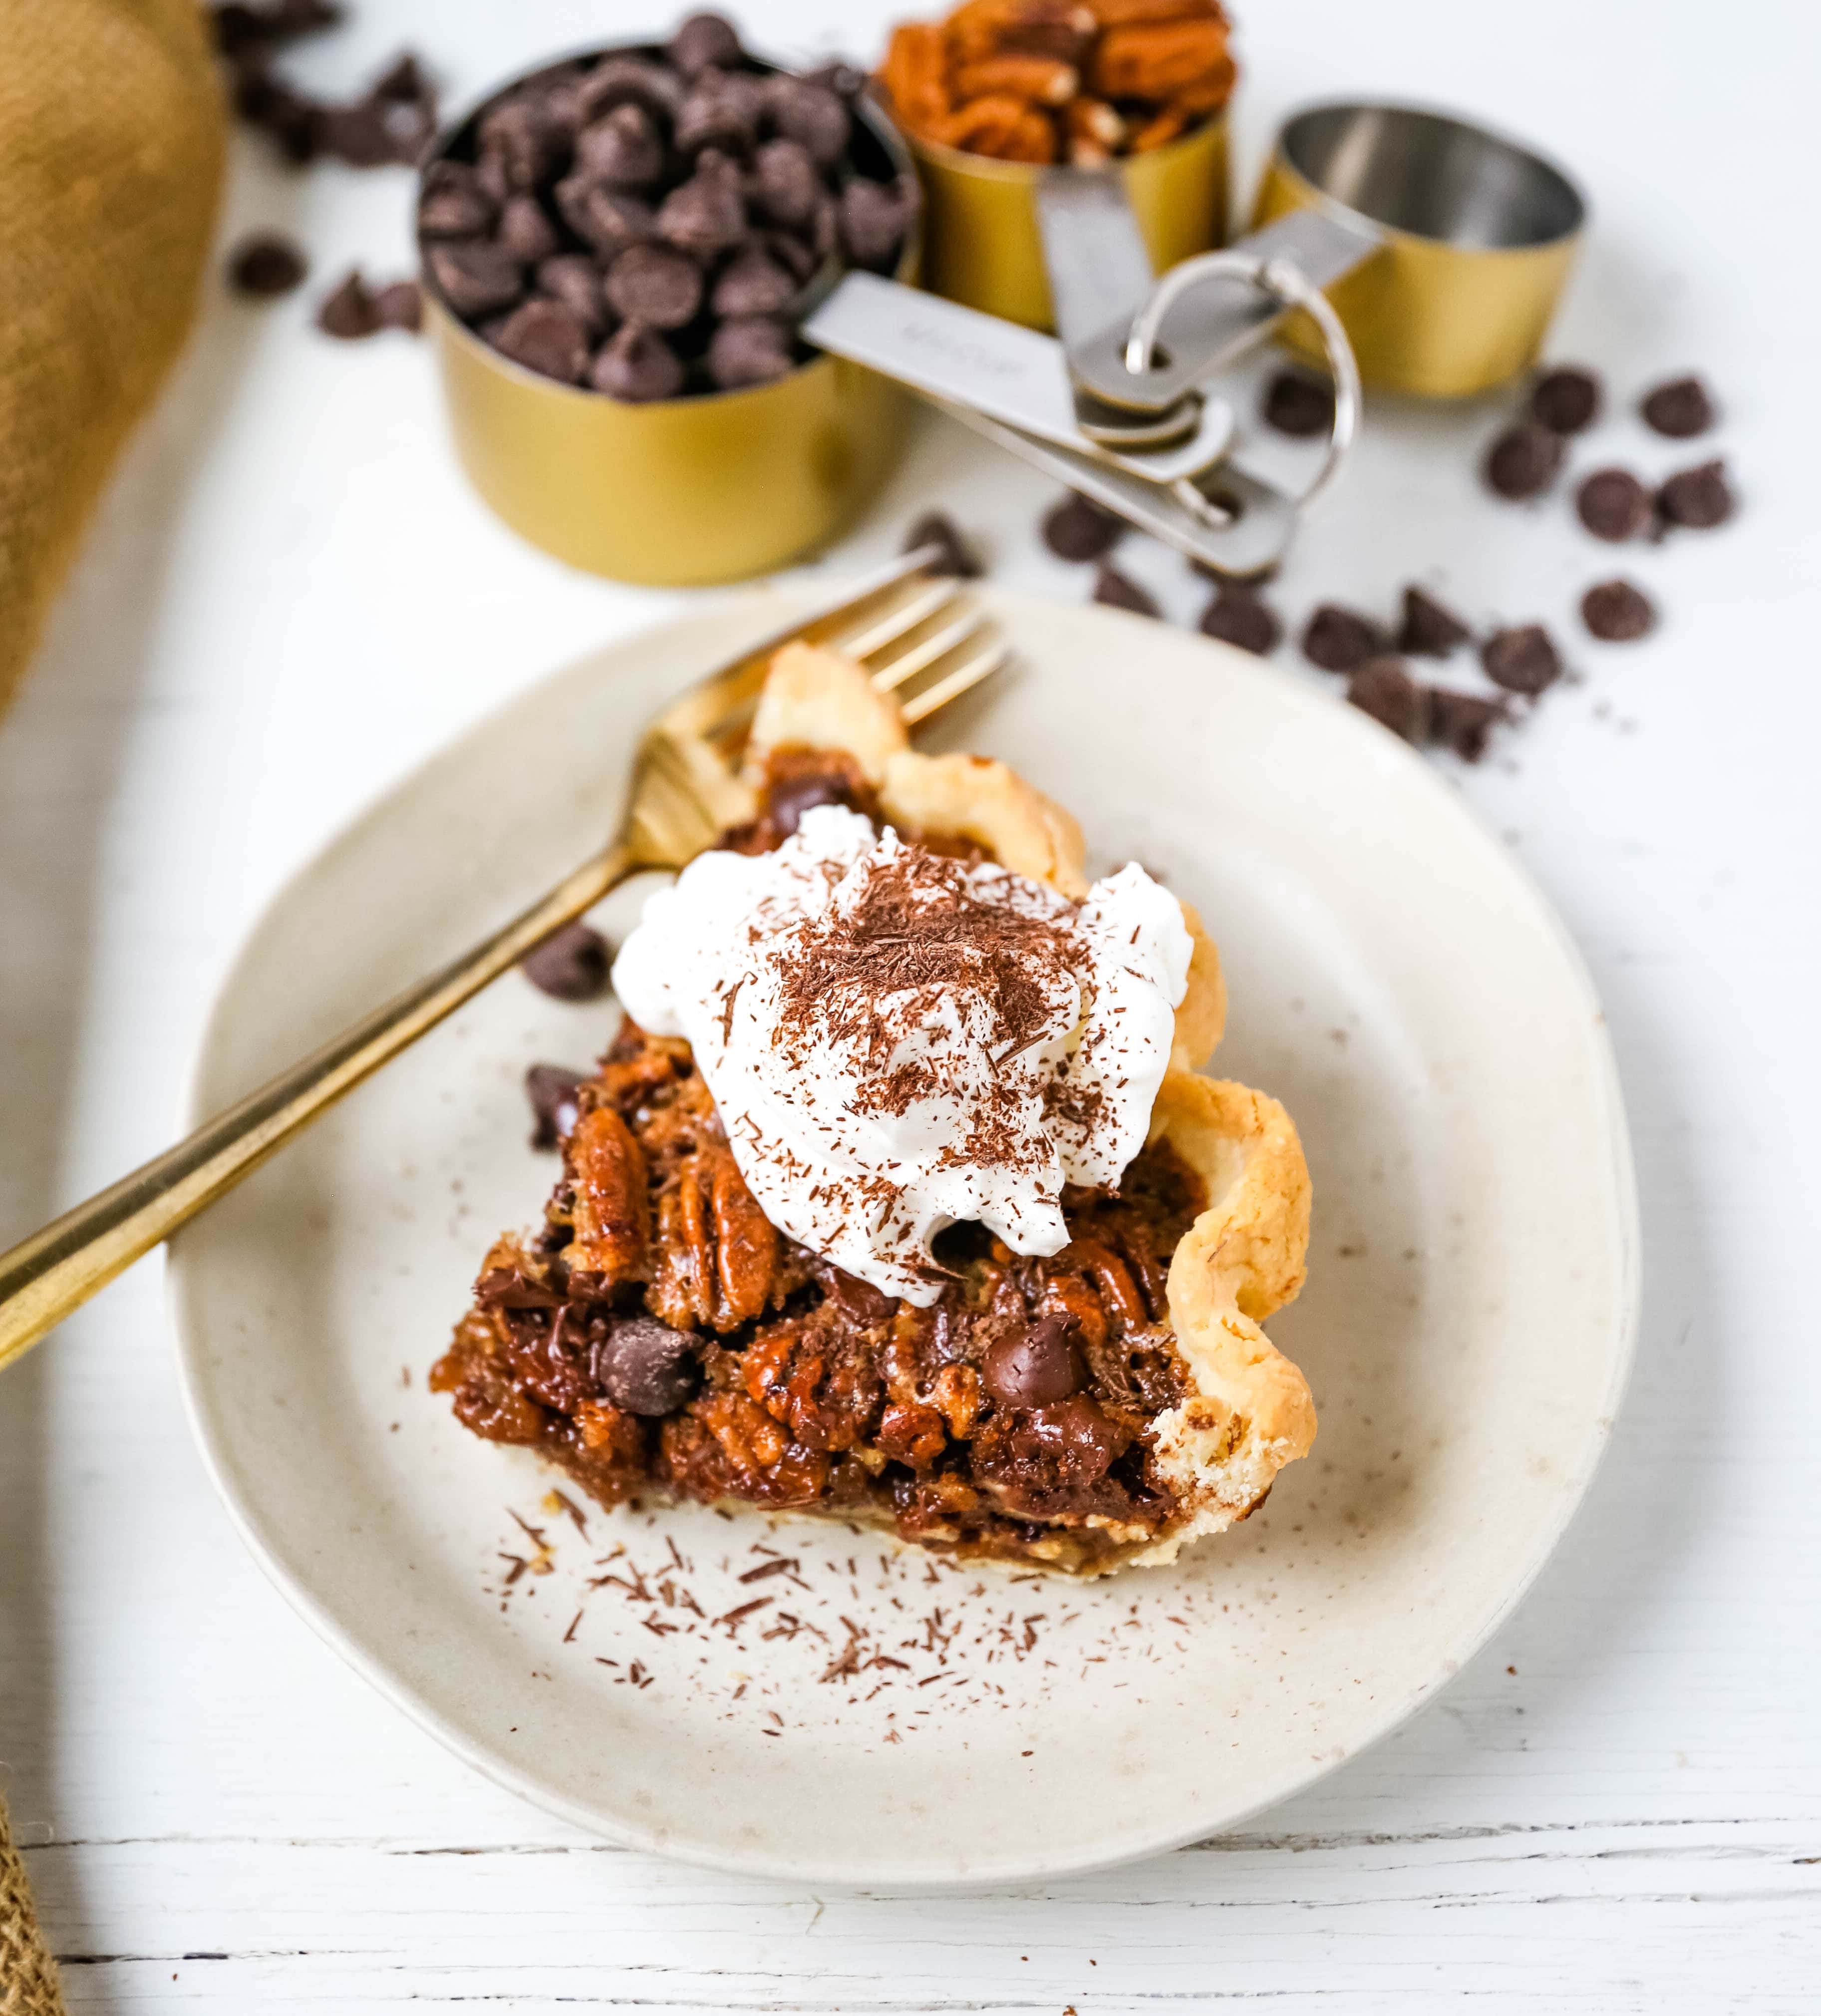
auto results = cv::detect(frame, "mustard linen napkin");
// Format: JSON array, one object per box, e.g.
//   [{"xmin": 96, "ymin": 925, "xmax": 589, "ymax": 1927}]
[{"xmin": 0, "ymin": 0, "xmax": 224, "ymax": 718}]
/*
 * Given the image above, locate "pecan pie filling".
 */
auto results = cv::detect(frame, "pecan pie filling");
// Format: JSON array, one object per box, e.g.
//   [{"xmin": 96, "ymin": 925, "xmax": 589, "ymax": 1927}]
[{"xmin": 432, "ymin": 750, "xmax": 1213, "ymax": 1574}]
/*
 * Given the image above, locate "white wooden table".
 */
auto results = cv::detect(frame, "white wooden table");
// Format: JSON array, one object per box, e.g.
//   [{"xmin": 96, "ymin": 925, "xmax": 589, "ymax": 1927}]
[{"xmin": 3, "ymin": 1, "xmax": 1819, "ymax": 2007}]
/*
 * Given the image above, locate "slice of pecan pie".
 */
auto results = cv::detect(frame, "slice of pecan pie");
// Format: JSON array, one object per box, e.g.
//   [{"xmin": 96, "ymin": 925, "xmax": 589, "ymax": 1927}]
[{"xmin": 433, "ymin": 644, "xmax": 1313, "ymax": 1575}]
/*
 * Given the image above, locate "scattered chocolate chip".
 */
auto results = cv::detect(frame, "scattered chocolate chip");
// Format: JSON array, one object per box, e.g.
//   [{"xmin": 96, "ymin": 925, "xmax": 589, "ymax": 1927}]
[
  {"xmin": 520, "ymin": 921, "xmax": 611, "ymax": 1000},
  {"xmin": 1199, "ymin": 585, "xmax": 1280, "ymax": 655},
  {"xmin": 657, "ymin": 160, "xmax": 749, "ymax": 255},
  {"xmin": 764, "ymin": 76, "xmax": 850, "ymax": 165},
  {"xmin": 1301, "ymin": 603, "xmax": 1384, "ymax": 673},
  {"xmin": 1093, "ymin": 563, "xmax": 1159, "ymax": 617},
  {"xmin": 231, "ymin": 71, "xmax": 324, "ymax": 166},
  {"xmin": 525, "ymin": 1063, "xmax": 585, "ymax": 1150},
  {"xmin": 983, "ymin": 1314, "xmax": 1087, "ymax": 1408},
  {"xmin": 556, "ymin": 181, "xmax": 658, "ymax": 257},
  {"xmin": 1640, "ymin": 375, "xmax": 1715, "ymax": 438},
  {"xmin": 707, "ymin": 315, "xmax": 795, "ymax": 390},
  {"xmin": 1261, "ymin": 369, "xmax": 1334, "ymax": 438},
  {"xmin": 711, "ymin": 244, "xmax": 798, "ymax": 318},
  {"xmin": 1396, "ymin": 585, "xmax": 1473, "ymax": 657},
  {"xmin": 318, "ymin": 96, "xmax": 398, "ymax": 168},
  {"xmin": 490, "ymin": 298, "xmax": 592, "ymax": 384},
  {"xmin": 839, "ymin": 176, "xmax": 917, "ymax": 271},
  {"xmin": 315, "ymin": 269, "xmax": 379, "ymax": 338},
  {"xmin": 605, "ymin": 243, "xmax": 704, "ymax": 331},
  {"xmin": 903, "ymin": 510, "xmax": 982, "ymax": 579},
  {"xmin": 371, "ymin": 279, "xmax": 421, "ymax": 332},
  {"xmin": 1575, "ymin": 467, "xmax": 1653, "ymax": 542},
  {"xmin": 419, "ymin": 161, "xmax": 497, "ymax": 239},
  {"xmin": 427, "ymin": 240, "xmax": 525, "ymax": 319},
  {"xmin": 576, "ymin": 102, "xmax": 665, "ymax": 190},
  {"xmin": 591, "ymin": 321, "xmax": 685, "ymax": 402},
  {"xmin": 667, "ymin": 12, "xmax": 744, "ymax": 78},
  {"xmin": 495, "ymin": 194, "xmax": 559, "ymax": 264},
  {"xmin": 1484, "ymin": 420, "xmax": 1564, "ymax": 500},
  {"xmin": 1657, "ymin": 459, "xmax": 1734, "ymax": 530},
  {"xmin": 751, "ymin": 138, "xmax": 823, "ymax": 229},
  {"xmin": 1529, "ymin": 365, "xmax": 1600, "ymax": 434},
  {"xmin": 1480, "ymin": 624, "xmax": 1562, "ymax": 696},
  {"xmin": 1347, "ymin": 657, "xmax": 1429, "ymax": 743},
  {"xmin": 595, "ymin": 1315, "xmax": 699, "ymax": 1416},
  {"xmin": 536, "ymin": 255, "xmax": 610, "ymax": 336},
  {"xmin": 372, "ymin": 52, "xmax": 429, "ymax": 104},
  {"xmin": 1581, "ymin": 578, "xmax": 1656, "ymax": 642},
  {"xmin": 228, "ymin": 232, "xmax": 306, "ymax": 297},
  {"xmin": 1427, "ymin": 688, "xmax": 1503, "ymax": 762},
  {"xmin": 211, "ymin": 0, "xmax": 342, "ymax": 58},
  {"xmin": 1041, "ymin": 492, "xmax": 1124, "ymax": 562}
]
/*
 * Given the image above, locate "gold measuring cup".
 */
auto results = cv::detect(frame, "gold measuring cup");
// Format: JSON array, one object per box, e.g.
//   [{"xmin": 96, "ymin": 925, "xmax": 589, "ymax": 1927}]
[
  {"xmin": 1252, "ymin": 101, "xmax": 1586, "ymax": 397},
  {"xmin": 422, "ymin": 47, "xmax": 920, "ymax": 588},
  {"xmin": 908, "ymin": 112, "xmax": 1228, "ymax": 331}
]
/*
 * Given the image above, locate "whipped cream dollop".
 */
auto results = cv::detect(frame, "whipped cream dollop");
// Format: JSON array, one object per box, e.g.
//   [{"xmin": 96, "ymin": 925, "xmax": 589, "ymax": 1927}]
[{"xmin": 610, "ymin": 806, "xmax": 1191, "ymax": 1305}]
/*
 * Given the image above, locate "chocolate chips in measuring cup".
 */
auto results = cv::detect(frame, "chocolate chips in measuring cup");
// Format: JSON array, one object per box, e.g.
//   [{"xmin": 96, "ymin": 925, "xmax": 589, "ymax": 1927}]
[{"xmin": 418, "ymin": 18, "xmax": 917, "ymax": 400}]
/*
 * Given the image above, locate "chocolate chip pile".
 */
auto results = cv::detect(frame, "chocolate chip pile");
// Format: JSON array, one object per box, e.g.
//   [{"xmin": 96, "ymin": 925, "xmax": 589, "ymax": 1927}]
[{"xmin": 418, "ymin": 17, "xmax": 918, "ymax": 400}]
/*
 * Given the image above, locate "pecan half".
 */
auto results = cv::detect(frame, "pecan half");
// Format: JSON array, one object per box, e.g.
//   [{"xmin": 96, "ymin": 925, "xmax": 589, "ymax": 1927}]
[
  {"xmin": 710, "ymin": 1150, "xmax": 780, "ymax": 1326},
  {"xmin": 1091, "ymin": 16, "xmax": 1230, "ymax": 96},
  {"xmin": 649, "ymin": 1145, "xmax": 783, "ymax": 1333},
  {"xmin": 947, "ymin": 0, "xmax": 1097, "ymax": 65},
  {"xmin": 880, "ymin": 20, "xmax": 951, "ymax": 134},
  {"xmin": 932, "ymin": 92, "xmax": 1058, "ymax": 160},
  {"xmin": 566, "ymin": 1106, "xmax": 650, "ymax": 1280},
  {"xmin": 1088, "ymin": 0, "xmax": 1226, "ymax": 23},
  {"xmin": 878, "ymin": 1400, "xmax": 948, "ymax": 1470},
  {"xmin": 952, "ymin": 54, "xmax": 1079, "ymax": 103},
  {"xmin": 1170, "ymin": 53, "xmax": 1236, "ymax": 113},
  {"xmin": 650, "ymin": 1157, "xmax": 713, "ymax": 1330},
  {"xmin": 1064, "ymin": 1236, "xmax": 1151, "ymax": 1336}
]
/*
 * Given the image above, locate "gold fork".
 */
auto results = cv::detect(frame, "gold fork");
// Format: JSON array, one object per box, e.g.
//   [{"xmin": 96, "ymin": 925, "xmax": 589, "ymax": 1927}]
[{"xmin": 0, "ymin": 549, "xmax": 1006, "ymax": 1371}]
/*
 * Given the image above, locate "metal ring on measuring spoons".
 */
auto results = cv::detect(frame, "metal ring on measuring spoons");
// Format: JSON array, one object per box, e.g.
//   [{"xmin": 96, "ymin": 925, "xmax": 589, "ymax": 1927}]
[{"xmin": 1122, "ymin": 251, "xmax": 1362, "ymax": 526}]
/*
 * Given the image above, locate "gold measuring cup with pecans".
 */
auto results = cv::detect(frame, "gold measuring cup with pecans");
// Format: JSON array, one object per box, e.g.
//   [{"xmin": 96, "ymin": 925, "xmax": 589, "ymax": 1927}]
[{"xmin": 876, "ymin": 0, "xmax": 1236, "ymax": 329}]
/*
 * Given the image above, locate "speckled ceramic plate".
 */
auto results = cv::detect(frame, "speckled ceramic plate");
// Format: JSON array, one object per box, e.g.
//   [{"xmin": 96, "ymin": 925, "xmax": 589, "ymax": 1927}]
[{"xmin": 169, "ymin": 586, "xmax": 1638, "ymax": 1887}]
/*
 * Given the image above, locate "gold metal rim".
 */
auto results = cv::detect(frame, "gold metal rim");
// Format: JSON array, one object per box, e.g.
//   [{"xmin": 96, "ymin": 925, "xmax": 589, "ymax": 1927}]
[{"xmin": 905, "ymin": 109, "xmax": 1227, "ymax": 185}]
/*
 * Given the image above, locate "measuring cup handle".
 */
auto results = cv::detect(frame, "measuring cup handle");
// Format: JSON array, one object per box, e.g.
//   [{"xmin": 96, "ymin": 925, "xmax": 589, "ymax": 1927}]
[{"xmin": 1126, "ymin": 251, "xmax": 1363, "ymax": 512}]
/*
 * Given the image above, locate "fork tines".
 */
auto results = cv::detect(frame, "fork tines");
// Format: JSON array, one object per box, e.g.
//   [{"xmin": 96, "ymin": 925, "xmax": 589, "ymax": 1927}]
[{"xmin": 836, "ymin": 571, "xmax": 1007, "ymax": 726}]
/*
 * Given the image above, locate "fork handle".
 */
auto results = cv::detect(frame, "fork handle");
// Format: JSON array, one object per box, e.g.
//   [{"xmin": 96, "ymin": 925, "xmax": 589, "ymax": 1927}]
[{"xmin": 0, "ymin": 841, "xmax": 639, "ymax": 1374}]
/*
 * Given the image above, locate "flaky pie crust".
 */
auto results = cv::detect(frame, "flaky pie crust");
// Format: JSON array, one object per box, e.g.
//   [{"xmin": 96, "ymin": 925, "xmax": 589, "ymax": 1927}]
[{"xmin": 740, "ymin": 642, "xmax": 1314, "ymax": 1570}]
